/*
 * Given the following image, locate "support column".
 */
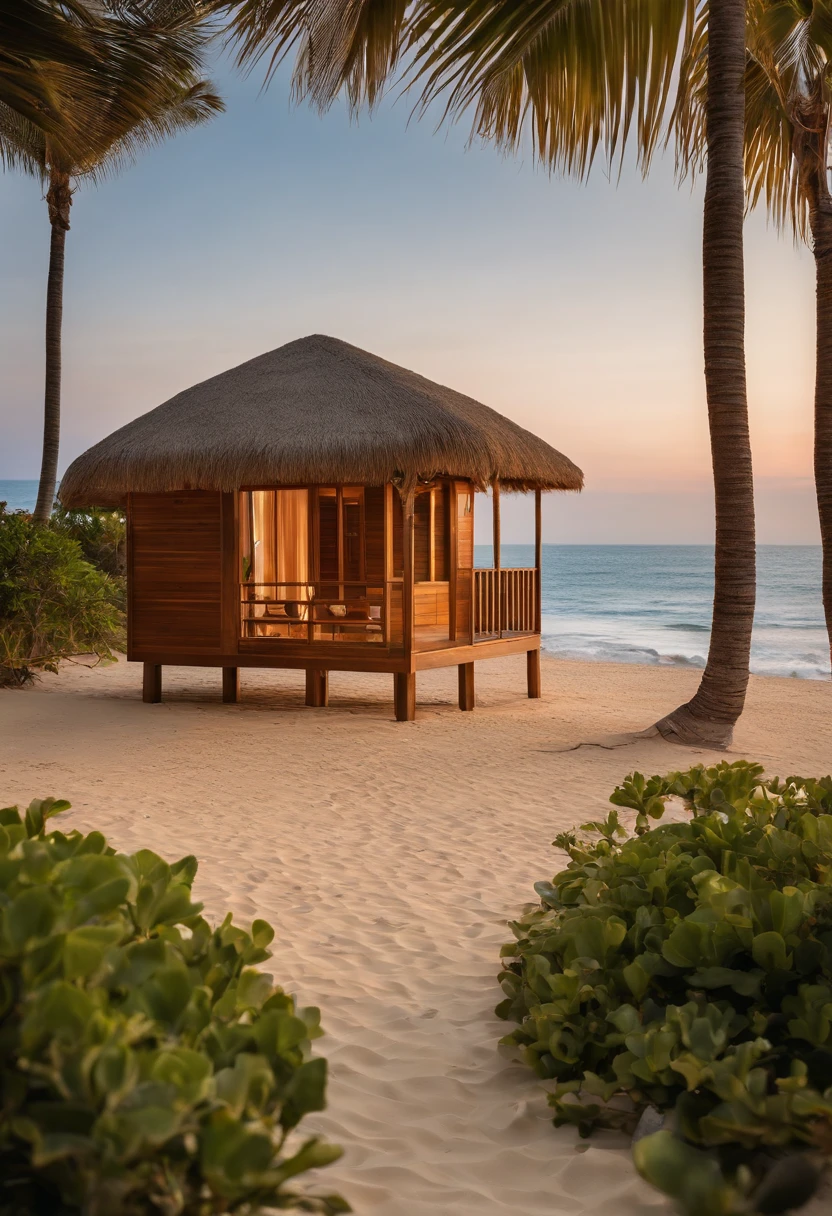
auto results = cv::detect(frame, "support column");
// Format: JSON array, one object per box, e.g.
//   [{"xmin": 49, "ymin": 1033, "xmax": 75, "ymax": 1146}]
[
  {"xmin": 305, "ymin": 669, "xmax": 329, "ymax": 708},
  {"xmin": 222, "ymin": 667, "xmax": 240, "ymax": 703},
  {"xmin": 534, "ymin": 488, "xmax": 542, "ymax": 635},
  {"xmin": 492, "ymin": 477, "xmax": 501, "ymax": 636},
  {"xmin": 394, "ymin": 672, "xmax": 416, "ymax": 721},
  {"xmin": 458, "ymin": 662, "xmax": 475, "ymax": 711},
  {"xmin": 401, "ymin": 487, "xmax": 416, "ymax": 657},
  {"xmin": 142, "ymin": 663, "xmax": 162, "ymax": 704},
  {"xmin": 527, "ymin": 648, "xmax": 541, "ymax": 699}
]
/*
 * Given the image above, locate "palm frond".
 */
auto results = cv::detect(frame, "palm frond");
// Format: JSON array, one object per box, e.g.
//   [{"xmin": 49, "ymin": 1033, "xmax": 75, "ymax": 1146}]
[
  {"xmin": 0, "ymin": 103, "xmax": 46, "ymax": 175},
  {"xmin": 230, "ymin": 0, "xmax": 408, "ymax": 111},
  {"xmin": 84, "ymin": 79, "xmax": 223, "ymax": 179},
  {"xmin": 405, "ymin": 0, "xmax": 695, "ymax": 177}
]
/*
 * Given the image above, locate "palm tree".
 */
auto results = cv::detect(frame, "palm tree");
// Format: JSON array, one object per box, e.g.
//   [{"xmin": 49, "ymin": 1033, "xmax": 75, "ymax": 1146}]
[
  {"xmin": 227, "ymin": 0, "xmax": 755, "ymax": 746},
  {"xmin": 1, "ymin": 1, "xmax": 223, "ymax": 524},
  {"xmin": 676, "ymin": 0, "xmax": 832, "ymax": 673}
]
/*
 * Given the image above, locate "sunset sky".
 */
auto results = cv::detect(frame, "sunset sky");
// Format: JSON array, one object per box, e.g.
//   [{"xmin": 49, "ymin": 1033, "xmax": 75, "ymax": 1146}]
[{"xmin": 0, "ymin": 55, "xmax": 819, "ymax": 543}]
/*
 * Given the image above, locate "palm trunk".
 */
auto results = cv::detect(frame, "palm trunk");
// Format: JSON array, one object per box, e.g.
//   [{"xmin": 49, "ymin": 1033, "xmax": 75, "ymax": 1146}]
[
  {"xmin": 809, "ymin": 186, "xmax": 832, "ymax": 673},
  {"xmin": 655, "ymin": 0, "xmax": 755, "ymax": 747},
  {"xmin": 33, "ymin": 170, "xmax": 72, "ymax": 525}
]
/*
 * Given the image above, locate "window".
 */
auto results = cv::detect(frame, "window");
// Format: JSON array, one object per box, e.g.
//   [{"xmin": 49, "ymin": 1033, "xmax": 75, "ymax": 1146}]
[
  {"xmin": 239, "ymin": 487, "xmax": 385, "ymax": 644},
  {"xmin": 240, "ymin": 489, "xmax": 311, "ymax": 638}
]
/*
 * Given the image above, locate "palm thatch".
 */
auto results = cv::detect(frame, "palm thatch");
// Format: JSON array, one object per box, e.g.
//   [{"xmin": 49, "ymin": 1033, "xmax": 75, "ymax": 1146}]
[{"xmin": 59, "ymin": 334, "xmax": 583, "ymax": 507}]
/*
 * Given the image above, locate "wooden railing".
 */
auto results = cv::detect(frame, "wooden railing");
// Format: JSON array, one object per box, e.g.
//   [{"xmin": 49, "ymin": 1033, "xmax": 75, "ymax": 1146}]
[
  {"xmin": 473, "ymin": 567, "xmax": 538, "ymax": 639},
  {"xmin": 240, "ymin": 582, "xmax": 386, "ymax": 643}
]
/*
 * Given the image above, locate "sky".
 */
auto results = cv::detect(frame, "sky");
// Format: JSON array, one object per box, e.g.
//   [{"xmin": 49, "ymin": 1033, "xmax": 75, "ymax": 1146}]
[{"xmin": 0, "ymin": 50, "xmax": 820, "ymax": 544}]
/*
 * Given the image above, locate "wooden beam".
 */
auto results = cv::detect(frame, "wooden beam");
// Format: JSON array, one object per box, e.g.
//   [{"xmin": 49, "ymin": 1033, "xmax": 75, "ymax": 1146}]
[
  {"xmin": 142, "ymin": 663, "xmax": 162, "ymax": 703},
  {"xmin": 401, "ymin": 487, "xmax": 416, "ymax": 662},
  {"xmin": 534, "ymin": 488, "xmax": 542, "ymax": 635},
  {"xmin": 414, "ymin": 633, "xmax": 537, "ymax": 670},
  {"xmin": 448, "ymin": 481, "xmax": 458, "ymax": 642},
  {"xmin": 305, "ymin": 668, "xmax": 329, "ymax": 707},
  {"xmin": 384, "ymin": 483, "xmax": 393, "ymax": 646},
  {"xmin": 394, "ymin": 671, "xmax": 416, "ymax": 721},
  {"xmin": 458, "ymin": 662, "xmax": 475, "ymax": 711},
  {"xmin": 527, "ymin": 648, "xmax": 541, "ymax": 699},
  {"xmin": 492, "ymin": 478, "xmax": 501, "ymax": 571},
  {"xmin": 492, "ymin": 478, "xmax": 501, "ymax": 637},
  {"xmin": 222, "ymin": 666, "xmax": 240, "ymax": 703}
]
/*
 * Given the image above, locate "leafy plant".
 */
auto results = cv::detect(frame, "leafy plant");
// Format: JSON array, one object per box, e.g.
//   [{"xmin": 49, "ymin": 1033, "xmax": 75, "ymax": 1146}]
[
  {"xmin": 498, "ymin": 761, "xmax": 832, "ymax": 1215},
  {"xmin": 0, "ymin": 796, "xmax": 348, "ymax": 1215},
  {"xmin": 0, "ymin": 503, "xmax": 123, "ymax": 686},
  {"xmin": 51, "ymin": 505, "xmax": 126, "ymax": 579}
]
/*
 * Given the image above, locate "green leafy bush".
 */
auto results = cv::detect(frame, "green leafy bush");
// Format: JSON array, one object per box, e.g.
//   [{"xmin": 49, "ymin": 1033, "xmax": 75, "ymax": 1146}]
[
  {"xmin": 0, "ymin": 797, "xmax": 348, "ymax": 1215},
  {"xmin": 50, "ymin": 505, "xmax": 126, "ymax": 579},
  {"xmin": 0, "ymin": 504, "xmax": 123, "ymax": 686},
  {"xmin": 498, "ymin": 761, "xmax": 832, "ymax": 1215}
]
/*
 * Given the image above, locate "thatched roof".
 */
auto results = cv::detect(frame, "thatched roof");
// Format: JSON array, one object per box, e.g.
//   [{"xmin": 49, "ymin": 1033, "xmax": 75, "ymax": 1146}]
[{"xmin": 59, "ymin": 334, "xmax": 583, "ymax": 507}]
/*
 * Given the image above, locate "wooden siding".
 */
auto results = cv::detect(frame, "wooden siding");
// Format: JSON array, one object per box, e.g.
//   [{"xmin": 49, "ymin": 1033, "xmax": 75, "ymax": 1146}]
[
  {"xmin": 388, "ymin": 583, "xmax": 404, "ymax": 647},
  {"xmin": 433, "ymin": 483, "xmax": 450, "ymax": 581},
  {"xmin": 456, "ymin": 569, "xmax": 472, "ymax": 638},
  {"xmin": 414, "ymin": 491, "xmax": 431, "ymax": 582},
  {"xmin": 365, "ymin": 486, "xmax": 385, "ymax": 582},
  {"xmin": 129, "ymin": 491, "xmax": 223, "ymax": 655},
  {"xmin": 414, "ymin": 582, "xmax": 450, "ymax": 627},
  {"xmin": 456, "ymin": 481, "xmax": 474, "ymax": 569},
  {"xmin": 392, "ymin": 492, "xmax": 403, "ymax": 577}
]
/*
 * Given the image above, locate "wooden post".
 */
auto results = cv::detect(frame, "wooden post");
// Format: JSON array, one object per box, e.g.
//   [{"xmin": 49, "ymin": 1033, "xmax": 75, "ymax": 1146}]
[
  {"xmin": 448, "ymin": 481, "xmax": 458, "ymax": 642},
  {"xmin": 458, "ymin": 662, "xmax": 475, "ymax": 711},
  {"xmin": 401, "ymin": 487, "xmax": 416, "ymax": 657},
  {"xmin": 305, "ymin": 669, "xmax": 329, "ymax": 707},
  {"xmin": 142, "ymin": 663, "xmax": 162, "ymax": 703},
  {"xmin": 492, "ymin": 478, "xmax": 501, "ymax": 636},
  {"xmin": 534, "ymin": 488, "xmax": 542, "ymax": 635},
  {"xmin": 383, "ymin": 483, "xmax": 393, "ymax": 645},
  {"xmin": 527, "ymin": 648, "xmax": 541, "ymax": 699},
  {"xmin": 222, "ymin": 667, "xmax": 240, "ymax": 703},
  {"xmin": 394, "ymin": 672, "xmax": 416, "ymax": 721}
]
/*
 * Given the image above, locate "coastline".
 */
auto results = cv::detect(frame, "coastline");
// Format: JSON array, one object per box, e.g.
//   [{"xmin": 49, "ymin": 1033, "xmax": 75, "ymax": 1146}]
[{"xmin": 2, "ymin": 652, "xmax": 830, "ymax": 1215}]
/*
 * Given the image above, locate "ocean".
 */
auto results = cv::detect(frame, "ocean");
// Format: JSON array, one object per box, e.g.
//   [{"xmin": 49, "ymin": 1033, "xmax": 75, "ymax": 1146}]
[{"xmin": 2, "ymin": 482, "xmax": 827, "ymax": 680}]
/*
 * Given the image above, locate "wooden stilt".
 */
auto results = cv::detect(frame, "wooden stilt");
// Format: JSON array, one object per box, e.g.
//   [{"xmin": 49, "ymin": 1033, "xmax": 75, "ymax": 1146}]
[
  {"xmin": 458, "ymin": 662, "xmax": 475, "ymax": 711},
  {"xmin": 394, "ymin": 672, "xmax": 416, "ymax": 721},
  {"xmin": 305, "ymin": 669, "xmax": 329, "ymax": 707},
  {"xmin": 527, "ymin": 648, "xmax": 541, "ymax": 699},
  {"xmin": 142, "ymin": 663, "xmax": 162, "ymax": 704},
  {"xmin": 222, "ymin": 667, "xmax": 240, "ymax": 703}
]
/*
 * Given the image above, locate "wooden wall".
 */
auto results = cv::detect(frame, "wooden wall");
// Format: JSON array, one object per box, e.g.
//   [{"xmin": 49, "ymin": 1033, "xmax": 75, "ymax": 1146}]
[
  {"xmin": 414, "ymin": 582, "xmax": 449, "ymax": 628},
  {"xmin": 365, "ymin": 486, "xmax": 385, "ymax": 582},
  {"xmin": 129, "ymin": 491, "xmax": 225, "ymax": 656}
]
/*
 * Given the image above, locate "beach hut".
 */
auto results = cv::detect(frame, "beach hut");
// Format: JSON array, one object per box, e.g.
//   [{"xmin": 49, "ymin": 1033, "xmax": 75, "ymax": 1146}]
[{"xmin": 60, "ymin": 335, "xmax": 583, "ymax": 719}]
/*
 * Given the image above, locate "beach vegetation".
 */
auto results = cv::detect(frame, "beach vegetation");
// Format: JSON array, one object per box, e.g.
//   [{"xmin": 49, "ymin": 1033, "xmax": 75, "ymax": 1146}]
[
  {"xmin": 499, "ymin": 760, "xmax": 832, "ymax": 1215},
  {"xmin": 51, "ymin": 504, "xmax": 126, "ymax": 578},
  {"xmin": 0, "ymin": 794, "xmax": 348, "ymax": 1215},
  {"xmin": 0, "ymin": 503, "xmax": 122, "ymax": 687}
]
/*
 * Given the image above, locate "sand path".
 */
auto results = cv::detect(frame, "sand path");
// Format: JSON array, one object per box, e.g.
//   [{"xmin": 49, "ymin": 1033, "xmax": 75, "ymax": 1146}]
[{"xmin": 2, "ymin": 655, "xmax": 830, "ymax": 1215}]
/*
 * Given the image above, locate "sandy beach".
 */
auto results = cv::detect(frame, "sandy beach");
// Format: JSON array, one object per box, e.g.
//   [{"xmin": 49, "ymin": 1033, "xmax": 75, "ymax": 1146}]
[{"xmin": 2, "ymin": 653, "xmax": 830, "ymax": 1216}]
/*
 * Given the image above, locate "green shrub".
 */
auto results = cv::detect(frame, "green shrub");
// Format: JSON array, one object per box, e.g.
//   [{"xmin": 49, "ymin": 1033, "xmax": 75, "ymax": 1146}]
[
  {"xmin": 498, "ymin": 761, "xmax": 832, "ymax": 1215},
  {"xmin": 0, "ymin": 504, "xmax": 123, "ymax": 686},
  {"xmin": 50, "ymin": 506, "xmax": 126, "ymax": 579},
  {"xmin": 0, "ymin": 797, "xmax": 348, "ymax": 1215}
]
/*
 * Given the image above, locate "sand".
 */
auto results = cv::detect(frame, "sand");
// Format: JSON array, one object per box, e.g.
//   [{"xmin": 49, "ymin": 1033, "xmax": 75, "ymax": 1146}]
[{"xmin": 2, "ymin": 653, "xmax": 831, "ymax": 1216}]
